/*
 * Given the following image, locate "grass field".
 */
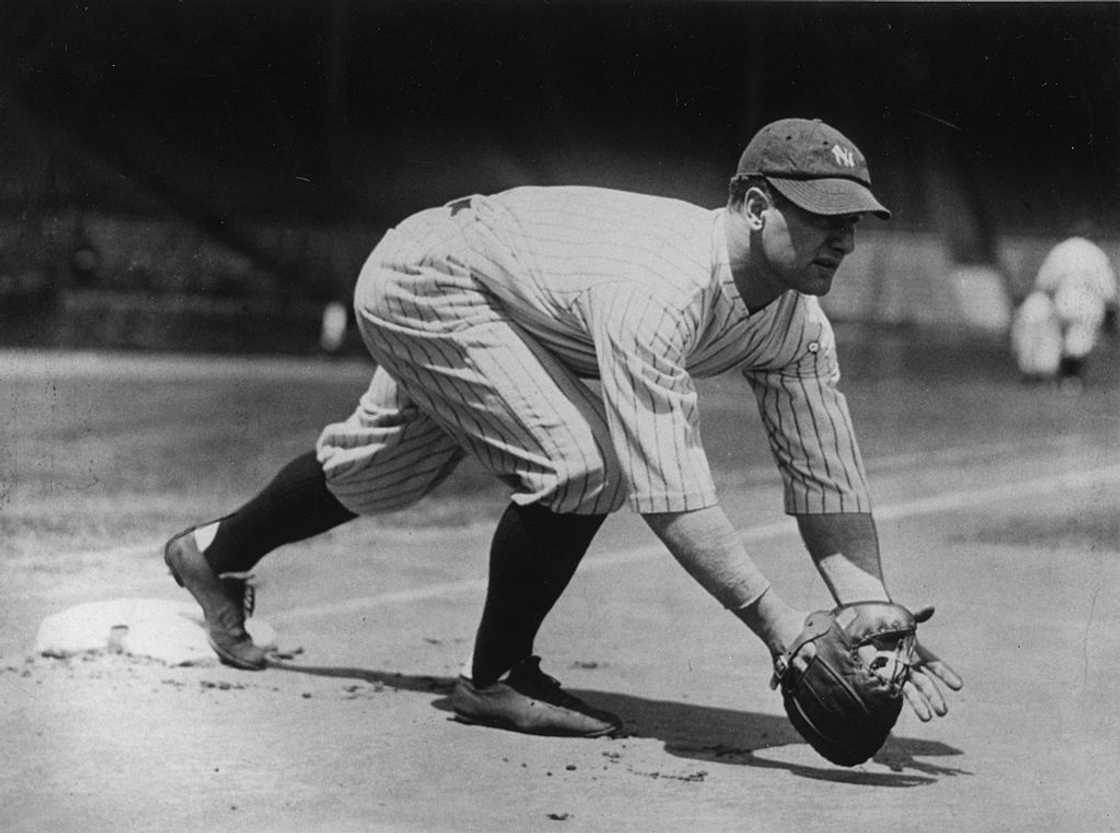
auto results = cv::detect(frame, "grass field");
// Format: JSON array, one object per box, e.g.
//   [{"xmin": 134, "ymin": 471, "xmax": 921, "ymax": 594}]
[{"xmin": 2, "ymin": 325, "xmax": 1119, "ymax": 833}]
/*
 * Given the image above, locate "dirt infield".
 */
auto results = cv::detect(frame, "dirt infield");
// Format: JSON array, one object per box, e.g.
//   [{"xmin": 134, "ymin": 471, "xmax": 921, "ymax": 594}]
[{"xmin": 2, "ymin": 331, "xmax": 1118, "ymax": 833}]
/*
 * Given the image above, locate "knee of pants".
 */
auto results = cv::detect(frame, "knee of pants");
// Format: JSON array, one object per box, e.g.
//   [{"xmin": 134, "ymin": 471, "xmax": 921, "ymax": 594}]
[
  {"xmin": 530, "ymin": 452, "xmax": 628, "ymax": 515},
  {"xmin": 1063, "ymin": 324, "xmax": 1097, "ymax": 359},
  {"xmin": 322, "ymin": 443, "xmax": 464, "ymax": 516},
  {"xmin": 316, "ymin": 398, "xmax": 465, "ymax": 516}
]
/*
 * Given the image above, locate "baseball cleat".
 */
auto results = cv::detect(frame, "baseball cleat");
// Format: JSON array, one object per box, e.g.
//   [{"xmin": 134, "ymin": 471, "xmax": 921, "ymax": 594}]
[
  {"xmin": 451, "ymin": 656, "xmax": 622, "ymax": 737},
  {"xmin": 163, "ymin": 526, "xmax": 269, "ymax": 670}
]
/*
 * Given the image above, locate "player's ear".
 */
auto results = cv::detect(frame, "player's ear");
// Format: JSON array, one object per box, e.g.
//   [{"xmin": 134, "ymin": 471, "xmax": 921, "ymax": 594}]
[{"xmin": 743, "ymin": 186, "xmax": 770, "ymax": 230}]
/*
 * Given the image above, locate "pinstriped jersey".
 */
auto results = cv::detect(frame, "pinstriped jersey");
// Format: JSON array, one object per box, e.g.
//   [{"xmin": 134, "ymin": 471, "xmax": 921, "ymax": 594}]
[{"xmin": 411, "ymin": 186, "xmax": 869, "ymax": 515}]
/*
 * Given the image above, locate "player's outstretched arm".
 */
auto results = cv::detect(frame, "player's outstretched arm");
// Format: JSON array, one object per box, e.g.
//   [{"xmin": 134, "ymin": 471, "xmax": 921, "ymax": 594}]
[
  {"xmin": 643, "ymin": 505, "xmax": 805, "ymax": 655},
  {"xmin": 795, "ymin": 512, "xmax": 889, "ymax": 601},
  {"xmin": 795, "ymin": 512, "xmax": 964, "ymax": 717}
]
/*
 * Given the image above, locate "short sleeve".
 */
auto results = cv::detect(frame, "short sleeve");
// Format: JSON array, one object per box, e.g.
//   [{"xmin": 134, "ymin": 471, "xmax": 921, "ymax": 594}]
[
  {"xmin": 741, "ymin": 303, "xmax": 872, "ymax": 514},
  {"xmin": 580, "ymin": 283, "xmax": 719, "ymax": 513}
]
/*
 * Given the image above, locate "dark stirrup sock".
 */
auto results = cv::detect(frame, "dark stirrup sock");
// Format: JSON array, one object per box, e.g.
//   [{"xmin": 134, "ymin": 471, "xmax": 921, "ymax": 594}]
[
  {"xmin": 470, "ymin": 502, "xmax": 607, "ymax": 686},
  {"xmin": 1058, "ymin": 356, "xmax": 1085, "ymax": 380},
  {"xmin": 202, "ymin": 450, "xmax": 358, "ymax": 574}
]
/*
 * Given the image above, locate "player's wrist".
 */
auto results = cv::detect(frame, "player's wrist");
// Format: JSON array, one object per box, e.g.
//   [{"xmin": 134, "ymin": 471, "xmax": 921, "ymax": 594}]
[
  {"xmin": 734, "ymin": 587, "xmax": 805, "ymax": 656},
  {"xmin": 815, "ymin": 553, "xmax": 890, "ymax": 604}
]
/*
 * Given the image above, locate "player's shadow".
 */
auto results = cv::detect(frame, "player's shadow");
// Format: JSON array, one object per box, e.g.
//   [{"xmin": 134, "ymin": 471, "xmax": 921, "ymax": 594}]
[
  {"xmin": 583, "ymin": 689, "xmax": 969, "ymax": 786},
  {"xmin": 270, "ymin": 661, "xmax": 967, "ymax": 786}
]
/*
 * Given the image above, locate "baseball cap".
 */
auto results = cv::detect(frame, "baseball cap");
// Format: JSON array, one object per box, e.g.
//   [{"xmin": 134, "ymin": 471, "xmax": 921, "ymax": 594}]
[{"xmin": 736, "ymin": 118, "xmax": 891, "ymax": 219}]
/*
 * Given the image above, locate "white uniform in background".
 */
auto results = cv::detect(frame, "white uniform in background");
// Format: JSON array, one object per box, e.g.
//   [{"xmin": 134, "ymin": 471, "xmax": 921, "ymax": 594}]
[{"xmin": 1011, "ymin": 236, "xmax": 1117, "ymax": 380}]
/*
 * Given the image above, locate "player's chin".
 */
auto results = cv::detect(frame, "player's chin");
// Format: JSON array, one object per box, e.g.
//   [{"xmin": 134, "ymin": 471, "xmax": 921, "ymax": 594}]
[{"xmin": 800, "ymin": 264, "xmax": 836, "ymax": 295}]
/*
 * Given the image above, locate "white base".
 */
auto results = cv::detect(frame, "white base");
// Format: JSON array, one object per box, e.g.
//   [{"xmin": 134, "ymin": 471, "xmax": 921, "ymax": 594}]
[{"xmin": 34, "ymin": 598, "xmax": 278, "ymax": 666}]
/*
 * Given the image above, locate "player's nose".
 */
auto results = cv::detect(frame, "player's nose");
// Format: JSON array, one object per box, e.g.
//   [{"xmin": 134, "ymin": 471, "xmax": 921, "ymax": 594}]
[{"xmin": 829, "ymin": 225, "xmax": 856, "ymax": 255}]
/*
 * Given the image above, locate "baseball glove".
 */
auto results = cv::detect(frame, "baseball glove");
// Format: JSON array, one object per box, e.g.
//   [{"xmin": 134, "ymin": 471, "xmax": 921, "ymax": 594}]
[{"xmin": 772, "ymin": 601, "xmax": 926, "ymax": 766}]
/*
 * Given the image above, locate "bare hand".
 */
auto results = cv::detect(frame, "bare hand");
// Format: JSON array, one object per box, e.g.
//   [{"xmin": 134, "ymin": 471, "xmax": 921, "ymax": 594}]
[{"xmin": 902, "ymin": 606, "xmax": 964, "ymax": 721}]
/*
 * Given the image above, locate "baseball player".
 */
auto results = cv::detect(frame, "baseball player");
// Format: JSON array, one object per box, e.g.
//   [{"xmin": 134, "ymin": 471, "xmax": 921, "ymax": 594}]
[
  {"xmin": 166, "ymin": 118, "xmax": 962, "ymax": 741},
  {"xmin": 1011, "ymin": 222, "xmax": 1118, "ymax": 390}
]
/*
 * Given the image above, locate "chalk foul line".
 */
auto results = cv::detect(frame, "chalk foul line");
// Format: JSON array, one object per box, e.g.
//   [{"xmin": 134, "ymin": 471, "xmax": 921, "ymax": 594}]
[{"xmin": 272, "ymin": 462, "xmax": 1120, "ymax": 623}]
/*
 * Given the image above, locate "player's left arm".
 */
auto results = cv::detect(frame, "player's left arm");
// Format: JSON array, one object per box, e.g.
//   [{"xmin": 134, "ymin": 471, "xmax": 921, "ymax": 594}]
[
  {"xmin": 745, "ymin": 304, "xmax": 962, "ymax": 715},
  {"xmin": 795, "ymin": 511, "xmax": 963, "ymax": 719},
  {"xmin": 795, "ymin": 510, "xmax": 887, "ymax": 602}
]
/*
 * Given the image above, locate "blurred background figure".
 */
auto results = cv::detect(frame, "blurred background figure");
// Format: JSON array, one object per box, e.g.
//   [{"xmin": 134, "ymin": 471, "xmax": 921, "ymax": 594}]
[
  {"xmin": 319, "ymin": 300, "xmax": 349, "ymax": 355},
  {"xmin": 1010, "ymin": 220, "xmax": 1118, "ymax": 393}
]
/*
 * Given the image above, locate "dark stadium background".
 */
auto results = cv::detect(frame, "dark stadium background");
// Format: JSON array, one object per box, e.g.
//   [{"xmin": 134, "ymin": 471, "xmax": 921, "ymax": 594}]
[
  {"xmin": 1, "ymin": 1, "xmax": 1117, "ymax": 353},
  {"xmin": 4, "ymin": 8, "xmax": 1120, "ymax": 828}
]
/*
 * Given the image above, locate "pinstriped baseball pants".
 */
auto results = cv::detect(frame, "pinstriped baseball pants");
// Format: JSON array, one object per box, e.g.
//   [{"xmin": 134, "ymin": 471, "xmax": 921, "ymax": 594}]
[{"xmin": 316, "ymin": 209, "xmax": 628, "ymax": 516}]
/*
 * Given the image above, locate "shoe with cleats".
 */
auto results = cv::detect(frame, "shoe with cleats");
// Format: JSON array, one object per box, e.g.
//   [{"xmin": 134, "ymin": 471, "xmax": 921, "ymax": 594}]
[
  {"xmin": 163, "ymin": 527, "xmax": 270, "ymax": 670},
  {"xmin": 452, "ymin": 656, "xmax": 622, "ymax": 738}
]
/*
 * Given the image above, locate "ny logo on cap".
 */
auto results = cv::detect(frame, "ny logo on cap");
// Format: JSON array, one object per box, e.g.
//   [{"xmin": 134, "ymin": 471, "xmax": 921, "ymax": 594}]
[{"xmin": 831, "ymin": 145, "xmax": 856, "ymax": 168}]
